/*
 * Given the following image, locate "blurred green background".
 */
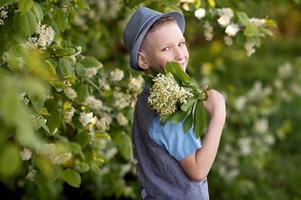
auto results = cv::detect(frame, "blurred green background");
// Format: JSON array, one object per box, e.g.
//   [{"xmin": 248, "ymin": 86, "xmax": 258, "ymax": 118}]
[{"xmin": 0, "ymin": 0, "xmax": 300, "ymax": 199}]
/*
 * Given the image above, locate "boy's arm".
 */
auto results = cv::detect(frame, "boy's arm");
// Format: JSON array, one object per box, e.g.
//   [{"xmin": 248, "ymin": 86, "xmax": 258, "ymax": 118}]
[{"xmin": 179, "ymin": 89, "xmax": 226, "ymax": 182}]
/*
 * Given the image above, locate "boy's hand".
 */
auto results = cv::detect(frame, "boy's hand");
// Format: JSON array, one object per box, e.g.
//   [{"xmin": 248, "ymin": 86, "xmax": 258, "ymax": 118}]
[{"xmin": 202, "ymin": 89, "xmax": 226, "ymax": 121}]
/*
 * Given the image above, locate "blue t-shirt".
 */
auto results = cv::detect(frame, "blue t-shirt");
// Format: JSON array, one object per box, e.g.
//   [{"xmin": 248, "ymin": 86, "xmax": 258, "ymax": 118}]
[{"xmin": 149, "ymin": 116, "xmax": 201, "ymax": 161}]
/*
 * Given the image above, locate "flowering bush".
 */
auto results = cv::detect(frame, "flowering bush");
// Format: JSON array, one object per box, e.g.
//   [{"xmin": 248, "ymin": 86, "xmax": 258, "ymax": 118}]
[{"xmin": 0, "ymin": 0, "xmax": 300, "ymax": 199}]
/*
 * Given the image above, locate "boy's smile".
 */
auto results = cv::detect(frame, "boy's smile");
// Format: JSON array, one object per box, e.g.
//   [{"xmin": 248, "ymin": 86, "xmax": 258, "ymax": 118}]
[{"xmin": 138, "ymin": 21, "xmax": 189, "ymax": 72}]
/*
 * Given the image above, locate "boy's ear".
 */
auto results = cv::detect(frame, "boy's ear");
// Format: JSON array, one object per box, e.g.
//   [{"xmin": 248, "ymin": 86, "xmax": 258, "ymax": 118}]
[{"xmin": 138, "ymin": 52, "xmax": 149, "ymax": 70}]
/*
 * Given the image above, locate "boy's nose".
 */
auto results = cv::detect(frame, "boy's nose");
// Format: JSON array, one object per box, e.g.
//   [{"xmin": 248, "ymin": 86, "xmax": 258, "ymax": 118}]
[{"xmin": 174, "ymin": 48, "xmax": 185, "ymax": 61}]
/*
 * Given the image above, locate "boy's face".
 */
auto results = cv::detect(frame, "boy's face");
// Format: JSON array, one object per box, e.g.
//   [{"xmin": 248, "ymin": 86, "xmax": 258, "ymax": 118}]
[{"xmin": 138, "ymin": 21, "xmax": 189, "ymax": 72}]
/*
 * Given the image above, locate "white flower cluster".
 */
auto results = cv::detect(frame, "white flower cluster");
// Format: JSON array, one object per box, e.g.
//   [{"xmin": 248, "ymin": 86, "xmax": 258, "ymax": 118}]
[
  {"xmin": 20, "ymin": 148, "xmax": 32, "ymax": 161},
  {"xmin": 79, "ymin": 112, "xmax": 98, "ymax": 127},
  {"xmin": 64, "ymin": 106, "xmax": 75, "ymax": 123},
  {"xmin": 64, "ymin": 87, "xmax": 77, "ymax": 100},
  {"xmin": 96, "ymin": 113, "xmax": 112, "ymax": 131},
  {"xmin": 128, "ymin": 76, "xmax": 144, "ymax": 92},
  {"xmin": 204, "ymin": 21, "xmax": 213, "ymax": 41},
  {"xmin": 26, "ymin": 165, "xmax": 36, "ymax": 181},
  {"xmin": 217, "ymin": 8, "xmax": 240, "ymax": 38},
  {"xmin": 116, "ymin": 112, "xmax": 128, "ymax": 126},
  {"xmin": 148, "ymin": 73, "xmax": 193, "ymax": 117},
  {"xmin": 194, "ymin": 8, "xmax": 206, "ymax": 19},
  {"xmin": 234, "ymin": 81, "xmax": 272, "ymax": 111},
  {"xmin": 217, "ymin": 8, "xmax": 234, "ymax": 27},
  {"xmin": 18, "ymin": 92, "xmax": 30, "ymax": 105},
  {"xmin": 26, "ymin": 24, "xmax": 55, "ymax": 50},
  {"xmin": 85, "ymin": 96, "xmax": 103, "ymax": 110},
  {"xmin": 113, "ymin": 90, "xmax": 132, "ymax": 110},
  {"xmin": 37, "ymin": 143, "xmax": 72, "ymax": 165},
  {"xmin": 244, "ymin": 40, "xmax": 256, "ymax": 56},
  {"xmin": 85, "ymin": 67, "xmax": 98, "ymax": 78},
  {"xmin": 277, "ymin": 62, "xmax": 293, "ymax": 79},
  {"xmin": 110, "ymin": 68, "xmax": 124, "ymax": 82},
  {"xmin": 0, "ymin": 6, "xmax": 8, "ymax": 26}
]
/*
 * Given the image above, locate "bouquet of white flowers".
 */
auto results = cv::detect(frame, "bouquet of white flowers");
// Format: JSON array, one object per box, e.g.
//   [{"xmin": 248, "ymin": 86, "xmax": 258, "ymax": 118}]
[{"xmin": 143, "ymin": 61, "xmax": 209, "ymax": 138}]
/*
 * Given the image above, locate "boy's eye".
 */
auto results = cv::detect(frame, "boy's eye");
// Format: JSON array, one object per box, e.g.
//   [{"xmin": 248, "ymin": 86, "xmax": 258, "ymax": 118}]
[
  {"xmin": 161, "ymin": 47, "xmax": 170, "ymax": 52},
  {"xmin": 179, "ymin": 41, "xmax": 186, "ymax": 47}
]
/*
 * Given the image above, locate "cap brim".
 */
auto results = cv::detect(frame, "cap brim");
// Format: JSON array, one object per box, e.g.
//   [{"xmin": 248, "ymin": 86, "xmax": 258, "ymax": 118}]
[{"xmin": 130, "ymin": 12, "xmax": 185, "ymax": 71}]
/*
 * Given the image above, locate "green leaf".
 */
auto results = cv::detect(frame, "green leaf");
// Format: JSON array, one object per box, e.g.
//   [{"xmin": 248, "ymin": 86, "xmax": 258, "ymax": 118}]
[
  {"xmin": 57, "ymin": 58, "xmax": 75, "ymax": 78},
  {"xmin": 165, "ymin": 61, "xmax": 190, "ymax": 85},
  {"xmin": 169, "ymin": 110, "xmax": 189, "ymax": 124},
  {"xmin": 28, "ymin": 93, "xmax": 45, "ymax": 112},
  {"xmin": 80, "ymin": 57, "xmax": 102, "ymax": 68},
  {"xmin": 74, "ymin": 62, "xmax": 86, "ymax": 78},
  {"xmin": 249, "ymin": 37, "xmax": 261, "ymax": 48},
  {"xmin": 260, "ymin": 27, "xmax": 274, "ymax": 37},
  {"xmin": 183, "ymin": 112, "xmax": 193, "ymax": 133},
  {"xmin": 75, "ymin": 83, "xmax": 89, "ymax": 102},
  {"xmin": 13, "ymin": 12, "xmax": 31, "ymax": 38},
  {"xmin": 142, "ymin": 74, "xmax": 153, "ymax": 86},
  {"xmin": 54, "ymin": 10, "xmax": 69, "ymax": 32},
  {"xmin": 31, "ymin": 2, "xmax": 44, "ymax": 22},
  {"xmin": 26, "ymin": 11, "xmax": 38, "ymax": 35},
  {"xmin": 0, "ymin": 144, "xmax": 21, "ymax": 177},
  {"xmin": 181, "ymin": 97, "xmax": 197, "ymax": 112},
  {"xmin": 193, "ymin": 101, "xmax": 206, "ymax": 138},
  {"xmin": 244, "ymin": 24, "xmax": 263, "ymax": 37},
  {"xmin": 62, "ymin": 169, "xmax": 81, "ymax": 188},
  {"xmin": 112, "ymin": 132, "xmax": 132, "ymax": 160},
  {"xmin": 237, "ymin": 12, "xmax": 250, "ymax": 26},
  {"xmin": 19, "ymin": 0, "xmax": 33, "ymax": 14},
  {"xmin": 69, "ymin": 142, "xmax": 84, "ymax": 158},
  {"xmin": 76, "ymin": 0, "xmax": 90, "ymax": 9}
]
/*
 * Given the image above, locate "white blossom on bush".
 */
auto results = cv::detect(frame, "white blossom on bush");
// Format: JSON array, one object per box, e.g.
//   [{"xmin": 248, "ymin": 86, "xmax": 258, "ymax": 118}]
[
  {"xmin": 194, "ymin": 8, "xmax": 206, "ymax": 19},
  {"xmin": 204, "ymin": 21, "xmax": 213, "ymax": 41},
  {"xmin": 20, "ymin": 148, "xmax": 32, "ymax": 161},
  {"xmin": 116, "ymin": 112, "xmax": 128, "ymax": 126},
  {"xmin": 85, "ymin": 96, "xmax": 103, "ymax": 110},
  {"xmin": 37, "ymin": 143, "xmax": 72, "ymax": 165},
  {"xmin": 224, "ymin": 36, "xmax": 233, "ymax": 46},
  {"xmin": 0, "ymin": 6, "xmax": 8, "ymax": 26},
  {"xmin": 18, "ymin": 92, "xmax": 30, "ymax": 105},
  {"xmin": 96, "ymin": 113, "xmax": 112, "ymax": 131},
  {"xmin": 278, "ymin": 62, "xmax": 293, "ymax": 79},
  {"xmin": 79, "ymin": 112, "xmax": 97, "ymax": 127},
  {"xmin": 64, "ymin": 87, "xmax": 77, "ymax": 100},
  {"xmin": 254, "ymin": 118, "xmax": 269, "ymax": 134},
  {"xmin": 225, "ymin": 23, "xmax": 240, "ymax": 37},
  {"xmin": 64, "ymin": 106, "xmax": 75, "ymax": 123},
  {"xmin": 26, "ymin": 165, "xmax": 36, "ymax": 181},
  {"xmin": 250, "ymin": 18, "xmax": 266, "ymax": 26},
  {"xmin": 26, "ymin": 24, "xmax": 55, "ymax": 50},
  {"xmin": 85, "ymin": 67, "xmax": 98, "ymax": 78},
  {"xmin": 238, "ymin": 137, "xmax": 252, "ymax": 156},
  {"xmin": 128, "ymin": 76, "xmax": 144, "ymax": 92},
  {"xmin": 110, "ymin": 68, "xmax": 124, "ymax": 81},
  {"xmin": 244, "ymin": 40, "xmax": 256, "ymax": 56},
  {"xmin": 234, "ymin": 96, "xmax": 247, "ymax": 111},
  {"xmin": 217, "ymin": 8, "xmax": 234, "ymax": 27},
  {"xmin": 113, "ymin": 90, "xmax": 132, "ymax": 110}
]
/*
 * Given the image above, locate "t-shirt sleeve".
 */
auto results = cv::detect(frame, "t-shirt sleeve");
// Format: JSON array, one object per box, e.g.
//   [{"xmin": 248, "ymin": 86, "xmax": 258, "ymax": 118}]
[{"xmin": 149, "ymin": 118, "xmax": 201, "ymax": 161}]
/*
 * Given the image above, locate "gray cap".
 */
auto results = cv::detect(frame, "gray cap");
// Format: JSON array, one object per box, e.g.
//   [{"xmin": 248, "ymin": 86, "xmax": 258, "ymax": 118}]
[{"xmin": 123, "ymin": 7, "xmax": 185, "ymax": 71}]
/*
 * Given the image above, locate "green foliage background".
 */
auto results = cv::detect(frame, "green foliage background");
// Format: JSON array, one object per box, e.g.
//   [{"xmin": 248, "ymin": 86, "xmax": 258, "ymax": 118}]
[{"xmin": 0, "ymin": 0, "xmax": 300, "ymax": 199}]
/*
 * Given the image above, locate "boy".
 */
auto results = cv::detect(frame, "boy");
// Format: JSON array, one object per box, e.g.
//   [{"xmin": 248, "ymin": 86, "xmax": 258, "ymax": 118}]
[{"xmin": 123, "ymin": 7, "xmax": 226, "ymax": 200}]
